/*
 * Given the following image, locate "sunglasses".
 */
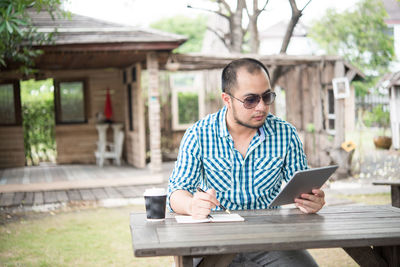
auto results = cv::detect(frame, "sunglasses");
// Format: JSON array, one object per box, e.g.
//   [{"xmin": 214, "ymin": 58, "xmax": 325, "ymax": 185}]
[{"xmin": 228, "ymin": 90, "xmax": 276, "ymax": 109}]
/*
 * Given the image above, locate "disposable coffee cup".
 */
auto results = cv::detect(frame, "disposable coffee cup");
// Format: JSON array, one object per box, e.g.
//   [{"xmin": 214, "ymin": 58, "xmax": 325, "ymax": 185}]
[{"xmin": 144, "ymin": 188, "xmax": 167, "ymax": 221}]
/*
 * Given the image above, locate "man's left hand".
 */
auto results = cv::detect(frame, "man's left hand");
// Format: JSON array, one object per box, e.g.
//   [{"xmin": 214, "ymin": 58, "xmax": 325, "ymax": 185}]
[{"xmin": 294, "ymin": 189, "xmax": 325, "ymax": 214}]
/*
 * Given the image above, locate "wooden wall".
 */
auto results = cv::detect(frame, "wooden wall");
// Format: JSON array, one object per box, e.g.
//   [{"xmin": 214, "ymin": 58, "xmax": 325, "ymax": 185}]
[
  {"xmin": 159, "ymin": 69, "xmax": 223, "ymax": 157},
  {"xmin": 278, "ymin": 61, "xmax": 353, "ymax": 168},
  {"xmin": 45, "ymin": 68, "xmax": 126, "ymax": 165},
  {"xmin": 55, "ymin": 124, "xmax": 97, "ymax": 164},
  {"xmin": 124, "ymin": 64, "xmax": 146, "ymax": 168},
  {"xmin": 159, "ymin": 63, "xmax": 356, "ymax": 169},
  {"xmin": 0, "ymin": 127, "xmax": 25, "ymax": 168}
]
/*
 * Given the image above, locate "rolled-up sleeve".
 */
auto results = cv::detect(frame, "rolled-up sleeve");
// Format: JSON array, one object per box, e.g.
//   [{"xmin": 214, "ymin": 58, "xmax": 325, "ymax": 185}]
[
  {"xmin": 282, "ymin": 127, "xmax": 308, "ymax": 182},
  {"xmin": 167, "ymin": 127, "xmax": 202, "ymax": 211}
]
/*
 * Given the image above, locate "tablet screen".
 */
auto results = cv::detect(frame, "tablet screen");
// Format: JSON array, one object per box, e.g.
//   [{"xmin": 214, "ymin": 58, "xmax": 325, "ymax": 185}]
[{"xmin": 268, "ymin": 165, "xmax": 338, "ymax": 207}]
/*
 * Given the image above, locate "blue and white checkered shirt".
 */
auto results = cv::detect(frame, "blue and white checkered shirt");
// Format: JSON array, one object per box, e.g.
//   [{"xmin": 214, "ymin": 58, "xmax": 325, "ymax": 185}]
[{"xmin": 167, "ymin": 106, "xmax": 308, "ymax": 211}]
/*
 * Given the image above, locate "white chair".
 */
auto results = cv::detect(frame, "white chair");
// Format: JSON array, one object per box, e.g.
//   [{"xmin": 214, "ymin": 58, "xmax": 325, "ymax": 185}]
[{"xmin": 95, "ymin": 130, "xmax": 124, "ymax": 167}]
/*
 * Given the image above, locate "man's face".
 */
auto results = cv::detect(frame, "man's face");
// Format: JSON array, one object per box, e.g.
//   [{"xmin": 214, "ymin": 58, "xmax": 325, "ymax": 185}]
[{"xmin": 225, "ymin": 68, "xmax": 272, "ymax": 129}]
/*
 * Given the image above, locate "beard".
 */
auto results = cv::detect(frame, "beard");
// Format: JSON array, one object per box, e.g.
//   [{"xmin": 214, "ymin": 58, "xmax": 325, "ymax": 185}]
[{"xmin": 232, "ymin": 104, "xmax": 267, "ymax": 129}]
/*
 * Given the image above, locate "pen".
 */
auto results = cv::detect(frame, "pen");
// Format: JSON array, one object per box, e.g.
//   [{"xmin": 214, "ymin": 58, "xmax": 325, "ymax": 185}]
[{"xmin": 196, "ymin": 186, "xmax": 231, "ymax": 214}]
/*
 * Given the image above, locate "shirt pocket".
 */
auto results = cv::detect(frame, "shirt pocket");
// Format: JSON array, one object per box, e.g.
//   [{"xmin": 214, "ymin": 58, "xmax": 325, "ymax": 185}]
[
  {"xmin": 203, "ymin": 157, "xmax": 232, "ymax": 192},
  {"xmin": 253, "ymin": 156, "xmax": 284, "ymax": 193}
]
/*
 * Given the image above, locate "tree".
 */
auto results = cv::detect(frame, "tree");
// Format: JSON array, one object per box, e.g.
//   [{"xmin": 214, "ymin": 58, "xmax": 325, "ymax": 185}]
[
  {"xmin": 245, "ymin": 0, "xmax": 270, "ymax": 54},
  {"xmin": 189, "ymin": 0, "xmax": 311, "ymax": 56},
  {"xmin": 309, "ymin": 0, "xmax": 394, "ymax": 75},
  {"xmin": 269, "ymin": 0, "xmax": 311, "ymax": 86},
  {"xmin": 189, "ymin": 0, "xmax": 247, "ymax": 53},
  {"xmin": 151, "ymin": 15, "xmax": 208, "ymax": 53},
  {"xmin": 0, "ymin": 0, "xmax": 66, "ymax": 75}
]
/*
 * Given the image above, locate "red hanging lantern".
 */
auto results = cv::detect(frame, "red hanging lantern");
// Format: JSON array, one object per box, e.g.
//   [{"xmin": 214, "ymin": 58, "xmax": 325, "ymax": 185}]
[{"xmin": 104, "ymin": 88, "xmax": 113, "ymax": 122}]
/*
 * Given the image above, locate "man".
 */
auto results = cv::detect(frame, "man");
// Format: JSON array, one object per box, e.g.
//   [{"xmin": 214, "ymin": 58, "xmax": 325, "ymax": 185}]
[{"xmin": 168, "ymin": 58, "xmax": 323, "ymax": 266}]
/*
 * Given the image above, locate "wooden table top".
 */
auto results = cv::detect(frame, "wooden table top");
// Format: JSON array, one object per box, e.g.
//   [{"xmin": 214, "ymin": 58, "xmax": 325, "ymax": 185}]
[{"xmin": 130, "ymin": 205, "xmax": 400, "ymax": 258}]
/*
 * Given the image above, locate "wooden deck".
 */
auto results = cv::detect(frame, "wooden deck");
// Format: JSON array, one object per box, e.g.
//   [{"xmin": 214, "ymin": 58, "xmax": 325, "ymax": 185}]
[
  {"xmin": 0, "ymin": 163, "xmax": 173, "ymax": 209},
  {"xmin": 0, "ymin": 184, "xmax": 162, "ymax": 209}
]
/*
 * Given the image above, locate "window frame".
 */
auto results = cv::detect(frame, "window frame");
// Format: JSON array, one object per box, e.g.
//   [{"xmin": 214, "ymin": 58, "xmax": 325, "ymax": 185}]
[
  {"xmin": 54, "ymin": 79, "xmax": 89, "ymax": 124},
  {"xmin": 326, "ymin": 87, "xmax": 336, "ymax": 135},
  {"xmin": 170, "ymin": 71, "xmax": 205, "ymax": 131},
  {"xmin": 0, "ymin": 80, "xmax": 22, "ymax": 126}
]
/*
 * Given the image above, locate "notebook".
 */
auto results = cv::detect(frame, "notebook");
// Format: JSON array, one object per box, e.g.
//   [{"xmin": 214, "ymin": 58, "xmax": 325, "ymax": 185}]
[{"xmin": 175, "ymin": 213, "xmax": 245, "ymax": 224}]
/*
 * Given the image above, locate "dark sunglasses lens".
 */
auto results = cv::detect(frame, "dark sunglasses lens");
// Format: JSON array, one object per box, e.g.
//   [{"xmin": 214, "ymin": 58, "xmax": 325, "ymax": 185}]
[
  {"xmin": 262, "ymin": 92, "xmax": 276, "ymax": 105},
  {"xmin": 244, "ymin": 95, "xmax": 261, "ymax": 108}
]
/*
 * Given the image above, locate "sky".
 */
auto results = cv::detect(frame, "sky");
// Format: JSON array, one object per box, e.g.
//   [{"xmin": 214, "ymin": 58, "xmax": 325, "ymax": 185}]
[{"xmin": 65, "ymin": 0, "xmax": 361, "ymax": 30}]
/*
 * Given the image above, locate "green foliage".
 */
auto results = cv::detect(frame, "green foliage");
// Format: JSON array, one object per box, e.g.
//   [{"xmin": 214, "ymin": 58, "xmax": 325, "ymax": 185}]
[
  {"xmin": 352, "ymin": 76, "xmax": 380, "ymax": 97},
  {"xmin": 306, "ymin": 123, "xmax": 315, "ymax": 133},
  {"xmin": 178, "ymin": 92, "xmax": 199, "ymax": 124},
  {"xmin": 0, "ymin": 0, "xmax": 66, "ymax": 75},
  {"xmin": 309, "ymin": 0, "xmax": 394, "ymax": 75},
  {"xmin": 21, "ymin": 79, "xmax": 55, "ymax": 165},
  {"xmin": 151, "ymin": 15, "xmax": 207, "ymax": 53},
  {"xmin": 363, "ymin": 104, "xmax": 390, "ymax": 132}
]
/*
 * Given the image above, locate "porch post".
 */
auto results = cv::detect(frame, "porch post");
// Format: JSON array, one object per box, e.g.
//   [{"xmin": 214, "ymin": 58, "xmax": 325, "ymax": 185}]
[
  {"xmin": 146, "ymin": 52, "xmax": 162, "ymax": 173},
  {"xmin": 332, "ymin": 60, "xmax": 351, "ymax": 178}
]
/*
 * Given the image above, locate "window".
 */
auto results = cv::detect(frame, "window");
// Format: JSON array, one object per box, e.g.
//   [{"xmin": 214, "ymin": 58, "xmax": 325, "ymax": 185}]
[
  {"xmin": 327, "ymin": 88, "xmax": 335, "ymax": 135},
  {"xmin": 171, "ymin": 72, "xmax": 204, "ymax": 130},
  {"xmin": 54, "ymin": 80, "xmax": 87, "ymax": 123},
  {"xmin": 0, "ymin": 81, "xmax": 21, "ymax": 126}
]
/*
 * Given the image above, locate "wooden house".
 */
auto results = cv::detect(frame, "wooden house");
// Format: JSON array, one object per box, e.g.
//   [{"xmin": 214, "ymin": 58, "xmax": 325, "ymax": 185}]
[
  {"xmin": 0, "ymin": 10, "xmax": 186, "ymax": 172},
  {"xmin": 1, "ymin": 11, "xmax": 365, "ymax": 178},
  {"xmin": 162, "ymin": 54, "xmax": 365, "ymax": 177}
]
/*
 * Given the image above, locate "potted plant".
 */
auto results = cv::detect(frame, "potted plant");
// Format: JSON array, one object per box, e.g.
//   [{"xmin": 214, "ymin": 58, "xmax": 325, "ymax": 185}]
[{"xmin": 365, "ymin": 105, "xmax": 392, "ymax": 149}]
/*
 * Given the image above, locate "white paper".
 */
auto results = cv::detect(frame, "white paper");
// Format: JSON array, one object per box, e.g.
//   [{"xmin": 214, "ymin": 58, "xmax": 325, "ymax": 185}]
[{"xmin": 175, "ymin": 213, "xmax": 245, "ymax": 224}]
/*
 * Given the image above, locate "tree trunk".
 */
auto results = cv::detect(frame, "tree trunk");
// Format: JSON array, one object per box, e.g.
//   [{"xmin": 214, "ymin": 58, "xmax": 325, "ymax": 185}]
[
  {"xmin": 271, "ymin": 0, "xmax": 306, "ymax": 87},
  {"xmin": 280, "ymin": 0, "xmax": 302, "ymax": 54},
  {"xmin": 248, "ymin": 16, "xmax": 259, "ymax": 53},
  {"xmin": 229, "ymin": 0, "xmax": 246, "ymax": 53}
]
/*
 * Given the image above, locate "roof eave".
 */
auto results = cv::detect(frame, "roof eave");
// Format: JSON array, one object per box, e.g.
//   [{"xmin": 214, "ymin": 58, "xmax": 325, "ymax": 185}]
[{"xmin": 35, "ymin": 40, "xmax": 186, "ymax": 52}]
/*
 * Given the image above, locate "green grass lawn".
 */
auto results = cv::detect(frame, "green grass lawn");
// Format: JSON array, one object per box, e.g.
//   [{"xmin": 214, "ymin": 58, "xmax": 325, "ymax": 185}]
[
  {"xmin": 0, "ymin": 205, "xmax": 173, "ymax": 267},
  {"xmin": 333, "ymin": 192, "xmax": 391, "ymax": 205},
  {"xmin": 0, "ymin": 193, "xmax": 392, "ymax": 267}
]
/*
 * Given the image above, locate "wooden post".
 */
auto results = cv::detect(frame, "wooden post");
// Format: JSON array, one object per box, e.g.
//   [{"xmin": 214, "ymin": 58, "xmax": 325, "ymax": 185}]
[
  {"xmin": 285, "ymin": 66, "xmax": 303, "ymax": 130},
  {"xmin": 391, "ymin": 185, "xmax": 400, "ymax": 208},
  {"xmin": 331, "ymin": 60, "xmax": 351, "ymax": 178},
  {"xmin": 124, "ymin": 64, "xmax": 146, "ymax": 168},
  {"xmin": 146, "ymin": 52, "xmax": 162, "ymax": 173}
]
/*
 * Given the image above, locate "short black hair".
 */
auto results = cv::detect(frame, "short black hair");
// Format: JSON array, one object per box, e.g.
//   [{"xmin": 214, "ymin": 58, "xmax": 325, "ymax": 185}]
[{"xmin": 221, "ymin": 58, "xmax": 270, "ymax": 94}]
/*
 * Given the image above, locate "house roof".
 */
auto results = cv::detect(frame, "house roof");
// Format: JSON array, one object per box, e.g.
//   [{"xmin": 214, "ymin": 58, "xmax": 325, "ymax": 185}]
[
  {"xmin": 379, "ymin": 71, "xmax": 400, "ymax": 88},
  {"xmin": 28, "ymin": 9, "xmax": 187, "ymax": 45},
  {"xmin": 3, "ymin": 9, "xmax": 188, "ymax": 70},
  {"xmin": 259, "ymin": 20, "xmax": 308, "ymax": 39},
  {"xmin": 383, "ymin": 0, "xmax": 400, "ymax": 24},
  {"xmin": 173, "ymin": 53, "xmax": 365, "ymax": 81}
]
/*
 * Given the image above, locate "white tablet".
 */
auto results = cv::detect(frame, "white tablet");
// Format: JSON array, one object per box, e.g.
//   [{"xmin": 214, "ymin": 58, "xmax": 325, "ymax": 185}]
[{"xmin": 268, "ymin": 165, "xmax": 338, "ymax": 207}]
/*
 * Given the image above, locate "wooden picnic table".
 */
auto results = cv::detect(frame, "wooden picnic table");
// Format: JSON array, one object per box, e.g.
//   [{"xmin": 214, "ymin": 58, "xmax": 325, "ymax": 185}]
[
  {"xmin": 130, "ymin": 205, "xmax": 400, "ymax": 267},
  {"xmin": 373, "ymin": 181, "xmax": 400, "ymax": 208}
]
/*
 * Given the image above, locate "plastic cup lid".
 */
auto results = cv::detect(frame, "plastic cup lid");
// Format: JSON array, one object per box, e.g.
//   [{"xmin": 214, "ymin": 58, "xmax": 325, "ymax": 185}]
[{"xmin": 143, "ymin": 187, "xmax": 166, "ymax": 196}]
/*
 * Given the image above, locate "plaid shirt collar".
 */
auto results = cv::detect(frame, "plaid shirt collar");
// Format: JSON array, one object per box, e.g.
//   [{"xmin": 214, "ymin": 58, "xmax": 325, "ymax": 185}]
[{"xmin": 218, "ymin": 106, "xmax": 276, "ymax": 139}]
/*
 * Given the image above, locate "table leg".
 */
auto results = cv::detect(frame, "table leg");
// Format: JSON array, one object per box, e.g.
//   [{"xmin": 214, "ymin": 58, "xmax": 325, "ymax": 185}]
[
  {"xmin": 375, "ymin": 245, "xmax": 400, "ymax": 266},
  {"xmin": 391, "ymin": 185, "xmax": 400, "ymax": 208},
  {"xmin": 343, "ymin": 247, "xmax": 388, "ymax": 266},
  {"xmin": 174, "ymin": 256, "xmax": 193, "ymax": 267},
  {"xmin": 344, "ymin": 246, "xmax": 400, "ymax": 267},
  {"xmin": 198, "ymin": 254, "xmax": 237, "ymax": 267},
  {"xmin": 174, "ymin": 254, "xmax": 237, "ymax": 267}
]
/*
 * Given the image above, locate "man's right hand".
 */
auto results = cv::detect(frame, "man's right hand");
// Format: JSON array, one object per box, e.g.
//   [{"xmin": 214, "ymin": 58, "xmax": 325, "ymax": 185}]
[{"xmin": 190, "ymin": 189, "xmax": 219, "ymax": 219}]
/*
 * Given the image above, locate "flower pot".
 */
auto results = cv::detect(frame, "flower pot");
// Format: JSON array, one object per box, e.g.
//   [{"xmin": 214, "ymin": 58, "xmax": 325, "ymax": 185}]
[{"xmin": 373, "ymin": 136, "xmax": 392, "ymax": 149}]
